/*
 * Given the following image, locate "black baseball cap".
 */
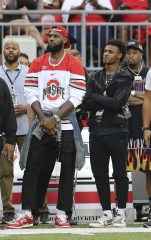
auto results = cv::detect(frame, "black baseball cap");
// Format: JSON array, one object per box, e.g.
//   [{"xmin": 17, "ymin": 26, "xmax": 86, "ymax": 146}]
[
  {"xmin": 68, "ymin": 35, "xmax": 77, "ymax": 45},
  {"xmin": 127, "ymin": 39, "xmax": 143, "ymax": 52}
]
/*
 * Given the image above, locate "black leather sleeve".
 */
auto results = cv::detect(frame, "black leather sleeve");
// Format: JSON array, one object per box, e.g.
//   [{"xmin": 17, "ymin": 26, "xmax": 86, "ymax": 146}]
[
  {"xmin": 82, "ymin": 72, "xmax": 104, "ymax": 111},
  {"xmin": 91, "ymin": 76, "xmax": 133, "ymax": 111}
]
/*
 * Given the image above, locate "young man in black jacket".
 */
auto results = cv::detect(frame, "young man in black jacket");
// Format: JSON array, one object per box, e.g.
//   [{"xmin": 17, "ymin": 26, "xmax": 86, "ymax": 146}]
[
  {"xmin": 0, "ymin": 77, "xmax": 17, "ymax": 164},
  {"xmin": 83, "ymin": 39, "xmax": 133, "ymax": 228}
]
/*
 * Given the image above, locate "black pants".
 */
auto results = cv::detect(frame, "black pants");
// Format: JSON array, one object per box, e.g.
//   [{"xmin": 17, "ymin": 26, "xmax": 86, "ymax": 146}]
[
  {"xmin": 22, "ymin": 134, "xmax": 59, "ymax": 210},
  {"xmin": 57, "ymin": 130, "xmax": 76, "ymax": 212},
  {"xmin": 89, "ymin": 132, "xmax": 129, "ymax": 211},
  {"xmin": 22, "ymin": 130, "xmax": 76, "ymax": 212}
]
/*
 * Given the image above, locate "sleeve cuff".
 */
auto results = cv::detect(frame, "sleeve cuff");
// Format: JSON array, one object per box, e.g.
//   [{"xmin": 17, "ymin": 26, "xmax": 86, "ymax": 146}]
[
  {"xmin": 5, "ymin": 135, "xmax": 16, "ymax": 145},
  {"xmin": 69, "ymin": 97, "xmax": 82, "ymax": 108},
  {"xmin": 27, "ymin": 97, "xmax": 39, "ymax": 106}
]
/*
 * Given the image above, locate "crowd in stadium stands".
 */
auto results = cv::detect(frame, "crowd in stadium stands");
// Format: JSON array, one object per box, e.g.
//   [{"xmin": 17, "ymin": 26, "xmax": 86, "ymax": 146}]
[
  {"xmin": 110, "ymin": 0, "xmax": 151, "ymax": 66},
  {"xmin": 37, "ymin": 0, "xmax": 63, "ymax": 44},
  {"xmin": 0, "ymin": 0, "xmax": 47, "ymax": 50},
  {"xmin": 61, "ymin": 0, "xmax": 113, "ymax": 65}
]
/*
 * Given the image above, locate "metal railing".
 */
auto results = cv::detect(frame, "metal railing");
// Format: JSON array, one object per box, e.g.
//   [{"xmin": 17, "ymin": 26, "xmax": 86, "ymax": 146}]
[{"xmin": 0, "ymin": 9, "xmax": 151, "ymax": 70}]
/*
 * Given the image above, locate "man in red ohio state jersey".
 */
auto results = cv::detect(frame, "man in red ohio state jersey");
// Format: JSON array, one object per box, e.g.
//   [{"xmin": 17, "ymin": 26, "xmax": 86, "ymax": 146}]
[{"xmin": 12, "ymin": 26, "xmax": 86, "ymax": 228}]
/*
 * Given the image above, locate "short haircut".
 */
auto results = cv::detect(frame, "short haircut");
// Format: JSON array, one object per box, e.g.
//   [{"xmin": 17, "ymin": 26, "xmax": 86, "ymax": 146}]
[
  {"xmin": 19, "ymin": 53, "xmax": 29, "ymax": 60},
  {"xmin": 106, "ymin": 39, "xmax": 126, "ymax": 62},
  {"xmin": 70, "ymin": 49, "xmax": 81, "ymax": 57}
]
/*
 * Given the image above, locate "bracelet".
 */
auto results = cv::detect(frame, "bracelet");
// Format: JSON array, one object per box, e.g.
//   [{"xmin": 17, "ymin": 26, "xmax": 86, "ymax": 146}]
[
  {"xmin": 131, "ymin": 90, "xmax": 136, "ymax": 96},
  {"xmin": 142, "ymin": 127, "xmax": 150, "ymax": 131}
]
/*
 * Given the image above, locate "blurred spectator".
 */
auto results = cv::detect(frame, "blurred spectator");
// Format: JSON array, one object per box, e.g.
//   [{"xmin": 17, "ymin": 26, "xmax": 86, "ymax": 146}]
[
  {"xmin": 115, "ymin": 0, "xmax": 150, "ymax": 23},
  {"xmin": 61, "ymin": 0, "xmax": 113, "ymax": 66},
  {"xmin": 42, "ymin": 0, "xmax": 62, "ymax": 9},
  {"xmin": 0, "ymin": 0, "xmax": 8, "ymax": 20},
  {"xmin": 37, "ymin": 0, "xmax": 63, "ymax": 44},
  {"xmin": 40, "ymin": 0, "xmax": 62, "ymax": 24},
  {"xmin": 110, "ymin": 0, "xmax": 151, "ymax": 66},
  {"xmin": 0, "ymin": 0, "xmax": 8, "ymax": 56},
  {"xmin": 69, "ymin": 49, "xmax": 82, "ymax": 62},
  {"xmin": 18, "ymin": 53, "xmax": 30, "ymax": 67},
  {"xmin": 2, "ymin": 0, "xmax": 47, "ymax": 50}
]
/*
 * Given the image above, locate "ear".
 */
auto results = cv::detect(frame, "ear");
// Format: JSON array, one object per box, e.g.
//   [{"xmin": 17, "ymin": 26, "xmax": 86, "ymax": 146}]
[
  {"xmin": 118, "ymin": 52, "xmax": 122, "ymax": 60},
  {"xmin": 140, "ymin": 53, "xmax": 143, "ymax": 59},
  {"xmin": 63, "ymin": 37, "xmax": 67, "ymax": 45}
]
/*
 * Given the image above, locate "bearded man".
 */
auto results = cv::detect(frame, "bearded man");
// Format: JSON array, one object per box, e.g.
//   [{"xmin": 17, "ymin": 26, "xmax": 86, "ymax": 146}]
[
  {"xmin": 11, "ymin": 26, "xmax": 86, "ymax": 228},
  {"xmin": 0, "ymin": 39, "xmax": 28, "ymax": 223}
]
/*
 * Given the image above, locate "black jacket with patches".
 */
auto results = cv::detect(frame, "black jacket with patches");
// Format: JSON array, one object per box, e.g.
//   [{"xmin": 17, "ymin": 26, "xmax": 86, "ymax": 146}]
[
  {"xmin": 0, "ymin": 78, "xmax": 17, "ymax": 144},
  {"xmin": 82, "ymin": 67, "xmax": 133, "ymax": 136}
]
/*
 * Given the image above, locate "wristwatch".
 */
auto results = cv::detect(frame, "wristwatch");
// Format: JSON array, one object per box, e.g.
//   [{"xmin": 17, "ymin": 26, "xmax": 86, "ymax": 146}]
[
  {"xmin": 53, "ymin": 114, "xmax": 61, "ymax": 123},
  {"xmin": 142, "ymin": 127, "xmax": 150, "ymax": 131}
]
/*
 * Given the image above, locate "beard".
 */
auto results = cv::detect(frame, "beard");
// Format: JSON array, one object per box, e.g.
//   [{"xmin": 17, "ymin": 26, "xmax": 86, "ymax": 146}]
[
  {"xmin": 4, "ymin": 54, "xmax": 19, "ymax": 64},
  {"xmin": 103, "ymin": 55, "xmax": 118, "ymax": 66},
  {"xmin": 46, "ymin": 42, "xmax": 63, "ymax": 53},
  {"xmin": 103, "ymin": 59, "xmax": 117, "ymax": 66},
  {"xmin": 128, "ymin": 63, "xmax": 136, "ymax": 69}
]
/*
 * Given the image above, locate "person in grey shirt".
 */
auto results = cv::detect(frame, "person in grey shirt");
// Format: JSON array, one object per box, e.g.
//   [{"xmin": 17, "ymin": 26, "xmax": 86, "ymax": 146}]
[{"xmin": 0, "ymin": 39, "xmax": 29, "ymax": 223}]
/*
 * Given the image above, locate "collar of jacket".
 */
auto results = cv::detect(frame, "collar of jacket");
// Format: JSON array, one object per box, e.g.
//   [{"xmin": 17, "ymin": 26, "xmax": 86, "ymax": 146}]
[{"xmin": 102, "ymin": 67, "xmax": 132, "ymax": 88}]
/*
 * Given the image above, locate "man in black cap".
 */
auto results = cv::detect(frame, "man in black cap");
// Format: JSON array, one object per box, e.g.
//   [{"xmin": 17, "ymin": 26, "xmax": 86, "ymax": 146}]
[
  {"xmin": 126, "ymin": 39, "xmax": 151, "ymax": 226},
  {"xmin": 127, "ymin": 39, "xmax": 143, "ymax": 53}
]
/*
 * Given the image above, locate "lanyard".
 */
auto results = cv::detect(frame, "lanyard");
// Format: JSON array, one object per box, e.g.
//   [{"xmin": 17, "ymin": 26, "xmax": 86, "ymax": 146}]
[{"xmin": 2, "ymin": 66, "xmax": 22, "ymax": 88}]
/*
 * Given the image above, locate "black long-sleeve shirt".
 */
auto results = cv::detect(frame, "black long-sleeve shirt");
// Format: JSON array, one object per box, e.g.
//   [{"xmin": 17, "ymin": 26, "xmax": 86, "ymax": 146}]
[{"xmin": 0, "ymin": 77, "xmax": 17, "ymax": 144}]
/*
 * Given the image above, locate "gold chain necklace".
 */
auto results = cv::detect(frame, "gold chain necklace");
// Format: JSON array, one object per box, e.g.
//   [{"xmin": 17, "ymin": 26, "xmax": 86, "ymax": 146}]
[
  {"xmin": 49, "ymin": 51, "xmax": 66, "ymax": 67},
  {"xmin": 105, "ymin": 67, "xmax": 120, "ymax": 86}
]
